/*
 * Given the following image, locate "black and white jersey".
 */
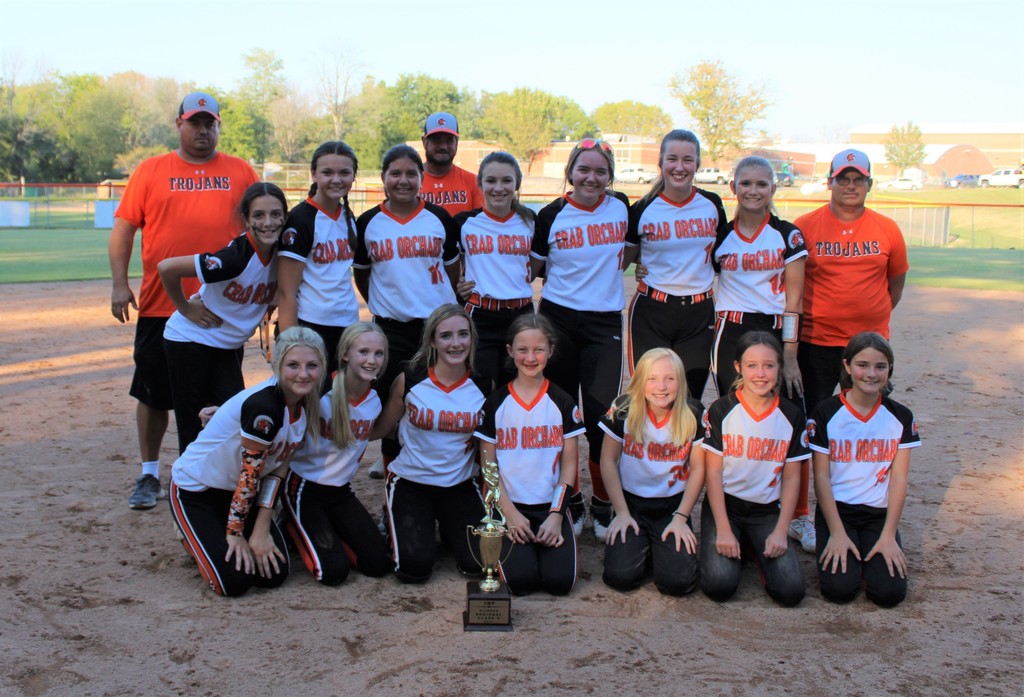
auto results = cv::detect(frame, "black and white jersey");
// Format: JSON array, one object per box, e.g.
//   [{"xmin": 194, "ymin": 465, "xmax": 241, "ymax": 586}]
[
  {"xmin": 390, "ymin": 367, "xmax": 488, "ymax": 487},
  {"xmin": 701, "ymin": 391, "xmax": 810, "ymax": 504},
  {"xmin": 455, "ymin": 208, "xmax": 534, "ymax": 300},
  {"xmin": 278, "ymin": 199, "xmax": 359, "ymax": 327},
  {"xmin": 713, "ymin": 213, "xmax": 808, "ymax": 315},
  {"xmin": 627, "ymin": 189, "xmax": 727, "ymax": 296},
  {"xmin": 354, "ymin": 201, "xmax": 460, "ymax": 321},
  {"xmin": 599, "ymin": 397, "xmax": 704, "ymax": 498},
  {"xmin": 172, "ymin": 378, "xmax": 306, "ymax": 492},
  {"xmin": 288, "ymin": 387, "xmax": 382, "ymax": 487},
  {"xmin": 163, "ymin": 231, "xmax": 276, "ymax": 348},
  {"xmin": 532, "ymin": 192, "xmax": 633, "ymax": 311},
  {"xmin": 475, "ymin": 380, "xmax": 585, "ymax": 505},
  {"xmin": 808, "ymin": 393, "xmax": 920, "ymax": 508}
]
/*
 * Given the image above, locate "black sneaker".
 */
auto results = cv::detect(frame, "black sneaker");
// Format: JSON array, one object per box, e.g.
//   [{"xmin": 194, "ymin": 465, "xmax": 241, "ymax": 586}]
[
  {"xmin": 128, "ymin": 474, "xmax": 163, "ymax": 510},
  {"xmin": 568, "ymin": 490, "xmax": 586, "ymax": 536},
  {"xmin": 590, "ymin": 497, "xmax": 613, "ymax": 543}
]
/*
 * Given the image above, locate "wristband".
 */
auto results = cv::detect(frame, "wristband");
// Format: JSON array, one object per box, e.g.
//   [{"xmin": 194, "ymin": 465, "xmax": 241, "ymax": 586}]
[
  {"xmin": 672, "ymin": 511, "xmax": 690, "ymax": 523},
  {"xmin": 549, "ymin": 483, "xmax": 570, "ymax": 515},
  {"xmin": 256, "ymin": 475, "xmax": 282, "ymax": 510},
  {"xmin": 782, "ymin": 312, "xmax": 800, "ymax": 343}
]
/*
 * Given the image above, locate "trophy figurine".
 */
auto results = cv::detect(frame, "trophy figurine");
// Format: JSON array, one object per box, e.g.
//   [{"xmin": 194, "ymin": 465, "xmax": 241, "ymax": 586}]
[{"xmin": 464, "ymin": 459, "xmax": 513, "ymax": 631}]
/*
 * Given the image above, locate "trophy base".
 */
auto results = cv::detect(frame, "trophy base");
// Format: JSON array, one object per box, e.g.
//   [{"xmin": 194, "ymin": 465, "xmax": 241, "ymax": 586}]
[{"xmin": 463, "ymin": 581, "xmax": 513, "ymax": 632}]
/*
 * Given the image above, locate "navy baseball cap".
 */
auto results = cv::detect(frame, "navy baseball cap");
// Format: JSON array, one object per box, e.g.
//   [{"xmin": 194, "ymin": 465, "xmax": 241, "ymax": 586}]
[
  {"xmin": 424, "ymin": 112, "xmax": 459, "ymax": 137},
  {"xmin": 179, "ymin": 92, "xmax": 221, "ymax": 121}
]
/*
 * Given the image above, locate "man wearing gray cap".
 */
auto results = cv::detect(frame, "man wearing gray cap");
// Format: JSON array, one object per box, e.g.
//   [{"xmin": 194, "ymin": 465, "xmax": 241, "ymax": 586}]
[
  {"xmin": 420, "ymin": 111, "xmax": 483, "ymax": 216},
  {"xmin": 787, "ymin": 148, "xmax": 909, "ymax": 552},
  {"xmin": 109, "ymin": 92, "xmax": 260, "ymax": 510}
]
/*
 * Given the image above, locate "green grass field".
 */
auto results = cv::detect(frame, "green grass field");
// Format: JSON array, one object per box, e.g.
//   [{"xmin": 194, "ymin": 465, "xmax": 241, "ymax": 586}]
[{"xmin": 1, "ymin": 226, "xmax": 1020, "ymax": 292}]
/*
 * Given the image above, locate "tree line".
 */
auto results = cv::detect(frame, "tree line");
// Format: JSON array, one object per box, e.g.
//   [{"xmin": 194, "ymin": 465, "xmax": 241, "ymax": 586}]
[{"xmin": 2, "ymin": 52, "xmax": 781, "ymax": 183}]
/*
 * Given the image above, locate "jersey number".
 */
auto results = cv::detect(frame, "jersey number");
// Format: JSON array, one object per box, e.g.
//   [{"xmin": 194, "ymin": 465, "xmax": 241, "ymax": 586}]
[
  {"xmin": 429, "ymin": 262, "xmax": 445, "ymax": 285},
  {"xmin": 769, "ymin": 271, "xmax": 786, "ymax": 296}
]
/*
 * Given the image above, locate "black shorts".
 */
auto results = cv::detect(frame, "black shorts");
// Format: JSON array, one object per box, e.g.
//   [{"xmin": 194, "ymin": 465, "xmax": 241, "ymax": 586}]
[{"xmin": 129, "ymin": 316, "xmax": 173, "ymax": 410}]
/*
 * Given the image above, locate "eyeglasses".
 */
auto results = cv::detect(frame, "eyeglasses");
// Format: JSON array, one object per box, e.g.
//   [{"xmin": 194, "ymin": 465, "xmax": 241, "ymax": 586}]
[
  {"xmin": 832, "ymin": 175, "xmax": 870, "ymax": 187},
  {"xmin": 574, "ymin": 138, "xmax": 613, "ymax": 153}
]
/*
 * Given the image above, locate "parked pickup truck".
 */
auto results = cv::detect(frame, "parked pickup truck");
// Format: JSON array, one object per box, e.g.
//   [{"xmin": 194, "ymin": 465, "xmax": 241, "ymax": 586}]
[
  {"xmin": 694, "ymin": 168, "xmax": 728, "ymax": 184},
  {"xmin": 978, "ymin": 168, "xmax": 1024, "ymax": 188}
]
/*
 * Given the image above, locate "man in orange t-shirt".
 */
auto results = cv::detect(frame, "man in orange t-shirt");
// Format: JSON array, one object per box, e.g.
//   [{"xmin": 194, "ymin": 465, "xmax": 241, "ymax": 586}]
[
  {"xmin": 795, "ymin": 148, "xmax": 908, "ymax": 411},
  {"xmin": 109, "ymin": 92, "xmax": 260, "ymax": 510},
  {"xmin": 788, "ymin": 149, "xmax": 908, "ymax": 554},
  {"xmin": 419, "ymin": 112, "xmax": 484, "ymax": 216}
]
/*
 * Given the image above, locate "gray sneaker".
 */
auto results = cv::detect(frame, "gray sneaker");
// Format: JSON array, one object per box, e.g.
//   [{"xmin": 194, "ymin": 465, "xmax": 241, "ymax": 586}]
[{"xmin": 129, "ymin": 474, "xmax": 163, "ymax": 510}]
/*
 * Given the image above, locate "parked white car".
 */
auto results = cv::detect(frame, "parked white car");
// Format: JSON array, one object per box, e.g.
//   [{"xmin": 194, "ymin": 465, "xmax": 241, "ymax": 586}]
[
  {"xmin": 694, "ymin": 168, "xmax": 728, "ymax": 184},
  {"xmin": 881, "ymin": 178, "xmax": 922, "ymax": 191},
  {"xmin": 617, "ymin": 167, "xmax": 658, "ymax": 184}
]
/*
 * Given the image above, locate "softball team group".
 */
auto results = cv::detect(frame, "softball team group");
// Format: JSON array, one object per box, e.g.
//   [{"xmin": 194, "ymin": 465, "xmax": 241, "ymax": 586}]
[{"xmin": 164, "ymin": 126, "xmax": 920, "ymax": 608}]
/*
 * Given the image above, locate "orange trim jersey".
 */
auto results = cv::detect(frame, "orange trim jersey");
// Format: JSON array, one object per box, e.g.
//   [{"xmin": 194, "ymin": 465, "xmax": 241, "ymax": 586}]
[
  {"xmin": 627, "ymin": 189, "xmax": 727, "ymax": 296},
  {"xmin": 391, "ymin": 366, "xmax": 489, "ymax": 488},
  {"xmin": 278, "ymin": 199, "xmax": 359, "ymax": 327},
  {"xmin": 163, "ymin": 231, "xmax": 276, "ymax": 348},
  {"xmin": 795, "ymin": 206, "xmax": 909, "ymax": 346},
  {"xmin": 455, "ymin": 208, "xmax": 535, "ymax": 301},
  {"xmin": 808, "ymin": 392, "xmax": 920, "ymax": 508},
  {"xmin": 420, "ymin": 165, "xmax": 484, "ymax": 216},
  {"xmin": 171, "ymin": 378, "xmax": 305, "ymax": 492},
  {"xmin": 532, "ymin": 192, "xmax": 633, "ymax": 312},
  {"xmin": 115, "ymin": 151, "xmax": 260, "ymax": 317},
  {"xmin": 713, "ymin": 213, "xmax": 807, "ymax": 314},
  {"xmin": 353, "ymin": 201, "xmax": 460, "ymax": 321},
  {"xmin": 475, "ymin": 379, "xmax": 585, "ymax": 505},
  {"xmin": 599, "ymin": 397, "xmax": 704, "ymax": 498},
  {"xmin": 701, "ymin": 391, "xmax": 810, "ymax": 505},
  {"xmin": 288, "ymin": 388, "xmax": 382, "ymax": 487}
]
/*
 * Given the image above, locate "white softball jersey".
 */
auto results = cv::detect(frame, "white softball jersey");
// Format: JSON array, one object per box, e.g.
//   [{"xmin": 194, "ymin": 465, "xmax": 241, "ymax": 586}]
[
  {"xmin": 532, "ymin": 192, "xmax": 633, "ymax": 312},
  {"xmin": 163, "ymin": 231, "xmax": 277, "ymax": 348},
  {"xmin": 626, "ymin": 189, "xmax": 727, "ymax": 297},
  {"xmin": 455, "ymin": 209, "xmax": 535, "ymax": 300},
  {"xmin": 808, "ymin": 393, "xmax": 920, "ymax": 508},
  {"xmin": 475, "ymin": 380, "xmax": 585, "ymax": 505},
  {"xmin": 701, "ymin": 391, "xmax": 810, "ymax": 505},
  {"xmin": 354, "ymin": 201, "xmax": 460, "ymax": 322},
  {"xmin": 288, "ymin": 387, "xmax": 382, "ymax": 487},
  {"xmin": 713, "ymin": 213, "xmax": 808, "ymax": 315},
  {"xmin": 278, "ymin": 199, "xmax": 360, "ymax": 327},
  {"xmin": 390, "ymin": 367, "xmax": 489, "ymax": 488},
  {"xmin": 172, "ymin": 379, "xmax": 307, "ymax": 492},
  {"xmin": 599, "ymin": 397, "xmax": 705, "ymax": 498}
]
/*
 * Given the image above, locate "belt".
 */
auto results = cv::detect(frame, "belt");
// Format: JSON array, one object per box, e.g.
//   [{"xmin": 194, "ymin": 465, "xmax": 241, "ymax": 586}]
[
  {"xmin": 466, "ymin": 292, "xmax": 533, "ymax": 312},
  {"xmin": 637, "ymin": 281, "xmax": 713, "ymax": 305},
  {"xmin": 717, "ymin": 311, "xmax": 784, "ymax": 330}
]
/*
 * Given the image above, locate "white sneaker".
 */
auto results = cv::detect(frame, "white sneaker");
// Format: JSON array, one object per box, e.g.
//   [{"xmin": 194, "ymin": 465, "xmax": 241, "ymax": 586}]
[
  {"xmin": 593, "ymin": 518, "xmax": 609, "ymax": 543},
  {"xmin": 368, "ymin": 458, "xmax": 385, "ymax": 480},
  {"xmin": 788, "ymin": 515, "xmax": 816, "ymax": 554},
  {"xmin": 570, "ymin": 510, "xmax": 585, "ymax": 537}
]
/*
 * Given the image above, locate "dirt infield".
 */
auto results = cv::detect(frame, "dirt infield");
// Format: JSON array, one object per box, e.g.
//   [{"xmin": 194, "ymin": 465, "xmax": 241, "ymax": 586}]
[{"xmin": 1, "ymin": 279, "xmax": 1021, "ymax": 696}]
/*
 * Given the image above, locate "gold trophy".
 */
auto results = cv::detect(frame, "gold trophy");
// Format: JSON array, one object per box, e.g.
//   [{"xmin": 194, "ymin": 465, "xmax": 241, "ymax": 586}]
[{"xmin": 463, "ymin": 459, "xmax": 513, "ymax": 631}]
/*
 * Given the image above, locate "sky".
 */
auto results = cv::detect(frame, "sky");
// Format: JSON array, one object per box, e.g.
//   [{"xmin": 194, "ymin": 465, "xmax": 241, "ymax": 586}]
[{"xmin": 2, "ymin": 0, "xmax": 1022, "ymax": 143}]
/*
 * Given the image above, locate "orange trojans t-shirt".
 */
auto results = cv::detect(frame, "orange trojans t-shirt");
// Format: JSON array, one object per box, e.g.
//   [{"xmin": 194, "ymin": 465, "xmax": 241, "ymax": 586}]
[
  {"xmin": 420, "ymin": 165, "xmax": 484, "ymax": 216},
  {"xmin": 115, "ymin": 151, "xmax": 260, "ymax": 317},
  {"xmin": 795, "ymin": 205, "xmax": 909, "ymax": 347}
]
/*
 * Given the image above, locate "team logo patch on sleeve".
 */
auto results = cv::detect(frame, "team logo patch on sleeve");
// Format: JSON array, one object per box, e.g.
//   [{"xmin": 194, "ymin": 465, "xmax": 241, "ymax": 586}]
[
  {"xmin": 788, "ymin": 230, "xmax": 804, "ymax": 250},
  {"xmin": 573, "ymin": 407, "xmax": 583, "ymax": 424},
  {"xmin": 801, "ymin": 419, "xmax": 814, "ymax": 448},
  {"xmin": 702, "ymin": 409, "xmax": 711, "ymax": 439},
  {"xmin": 204, "ymin": 256, "xmax": 222, "ymax": 271},
  {"xmin": 282, "ymin": 229, "xmax": 297, "ymax": 246},
  {"xmin": 912, "ymin": 420, "xmax": 918, "ymax": 436},
  {"xmin": 252, "ymin": 415, "xmax": 275, "ymax": 436}
]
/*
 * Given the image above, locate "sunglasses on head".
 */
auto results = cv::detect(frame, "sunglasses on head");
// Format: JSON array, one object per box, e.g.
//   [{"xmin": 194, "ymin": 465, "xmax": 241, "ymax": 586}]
[{"xmin": 575, "ymin": 138, "xmax": 612, "ymax": 153}]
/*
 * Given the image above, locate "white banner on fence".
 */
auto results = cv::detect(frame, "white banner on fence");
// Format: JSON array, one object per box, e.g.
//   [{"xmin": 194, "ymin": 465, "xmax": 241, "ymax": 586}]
[{"xmin": 0, "ymin": 201, "xmax": 30, "ymax": 227}]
